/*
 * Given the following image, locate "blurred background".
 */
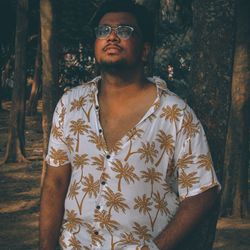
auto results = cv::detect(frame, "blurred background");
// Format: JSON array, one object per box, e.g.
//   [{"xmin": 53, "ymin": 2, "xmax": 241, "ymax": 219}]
[{"xmin": 0, "ymin": 0, "xmax": 249, "ymax": 249}]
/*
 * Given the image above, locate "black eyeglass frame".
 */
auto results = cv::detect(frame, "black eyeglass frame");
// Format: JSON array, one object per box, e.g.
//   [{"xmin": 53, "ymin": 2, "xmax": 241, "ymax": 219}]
[{"xmin": 94, "ymin": 25, "xmax": 136, "ymax": 40}]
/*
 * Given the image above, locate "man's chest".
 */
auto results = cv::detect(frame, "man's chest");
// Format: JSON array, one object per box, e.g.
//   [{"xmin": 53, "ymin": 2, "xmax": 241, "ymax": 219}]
[{"xmin": 99, "ymin": 101, "xmax": 152, "ymax": 151}]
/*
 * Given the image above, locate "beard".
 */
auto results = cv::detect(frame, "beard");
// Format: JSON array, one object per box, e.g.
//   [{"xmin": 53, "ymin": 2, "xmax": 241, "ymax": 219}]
[{"xmin": 96, "ymin": 58, "xmax": 136, "ymax": 74}]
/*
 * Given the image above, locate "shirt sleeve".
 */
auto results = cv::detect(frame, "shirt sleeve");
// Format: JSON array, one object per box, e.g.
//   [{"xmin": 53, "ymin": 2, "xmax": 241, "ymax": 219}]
[
  {"xmin": 174, "ymin": 106, "xmax": 220, "ymax": 201},
  {"xmin": 45, "ymin": 95, "xmax": 71, "ymax": 167}
]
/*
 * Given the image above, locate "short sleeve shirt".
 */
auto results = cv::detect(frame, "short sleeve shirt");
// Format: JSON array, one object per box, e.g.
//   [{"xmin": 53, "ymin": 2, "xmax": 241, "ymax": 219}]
[{"xmin": 46, "ymin": 76, "xmax": 220, "ymax": 250}]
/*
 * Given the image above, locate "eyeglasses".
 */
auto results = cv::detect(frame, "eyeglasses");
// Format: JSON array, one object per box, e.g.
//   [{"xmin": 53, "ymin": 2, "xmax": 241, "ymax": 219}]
[{"xmin": 94, "ymin": 25, "xmax": 135, "ymax": 40}]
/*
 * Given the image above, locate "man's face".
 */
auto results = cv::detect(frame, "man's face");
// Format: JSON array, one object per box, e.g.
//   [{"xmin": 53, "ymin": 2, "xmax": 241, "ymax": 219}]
[{"xmin": 94, "ymin": 12, "xmax": 149, "ymax": 71}]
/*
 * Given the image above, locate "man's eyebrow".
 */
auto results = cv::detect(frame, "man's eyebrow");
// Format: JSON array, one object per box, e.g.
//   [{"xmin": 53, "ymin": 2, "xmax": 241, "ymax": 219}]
[{"xmin": 99, "ymin": 23, "xmax": 136, "ymax": 27}]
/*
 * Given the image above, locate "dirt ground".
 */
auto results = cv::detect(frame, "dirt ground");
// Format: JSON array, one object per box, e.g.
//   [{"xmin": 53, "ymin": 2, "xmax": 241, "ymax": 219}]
[{"xmin": 0, "ymin": 101, "xmax": 249, "ymax": 250}]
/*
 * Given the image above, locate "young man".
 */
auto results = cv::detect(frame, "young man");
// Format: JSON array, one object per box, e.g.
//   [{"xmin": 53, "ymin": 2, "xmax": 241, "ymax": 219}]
[{"xmin": 39, "ymin": 1, "xmax": 220, "ymax": 249}]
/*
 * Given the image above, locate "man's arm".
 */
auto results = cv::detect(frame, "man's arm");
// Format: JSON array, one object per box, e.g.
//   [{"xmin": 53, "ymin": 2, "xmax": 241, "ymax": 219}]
[
  {"xmin": 143, "ymin": 186, "xmax": 219, "ymax": 250},
  {"xmin": 39, "ymin": 164, "xmax": 71, "ymax": 250}
]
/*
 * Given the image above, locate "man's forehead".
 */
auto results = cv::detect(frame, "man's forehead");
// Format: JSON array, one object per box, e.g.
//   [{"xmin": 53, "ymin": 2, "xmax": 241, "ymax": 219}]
[{"xmin": 99, "ymin": 12, "xmax": 139, "ymax": 27}]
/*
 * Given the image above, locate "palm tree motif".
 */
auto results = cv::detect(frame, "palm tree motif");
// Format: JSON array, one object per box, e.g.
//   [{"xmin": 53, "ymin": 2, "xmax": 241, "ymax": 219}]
[
  {"xmin": 176, "ymin": 153, "xmax": 194, "ymax": 171},
  {"xmin": 73, "ymin": 153, "xmax": 89, "ymax": 182},
  {"xmin": 111, "ymin": 140, "xmax": 122, "ymax": 154},
  {"xmin": 178, "ymin": 171, "xmax": 199, "ymax": 197},
  {"xmin": 73, "ymin": 154, "xmax": 89, "ymax": 169},
  {"xmin": 84, "ymin": 222, "xmax": 104, "ymax": 247},
  {"xmin": 76, "ymin": 174, "xmax": 99, "ymax": 214},
  {"xmin": 58, "ymin": 100, "xmax": 66, "ymax": 127},
  {"xmin": 140, "ymin": 167, "xmax": 162, "ymax": 197},
  {"xmin": 91, "ymin": 155, "xmax": 110, "ymax": 181},
  {"xmin": 155, "ymin": 130, "xmax": 174, "ymax": 167},
  {"xmin": 152, "ymin": 98, "xmax": 161, "ymax": 111},
  {"xmin": 180, "ymin": 111, "xmax": 200, "ymax": 153},
  {"xmin": 132, "ymin": 222, "xmax": 152, "ymax": 244},
  {"xmin": 94, "ymin": 210, "xmax": 119, "ymax": 232},
  {"xmin": 138, "ymin": 142, "xmax": 158, "ymax": 164},
  {"xmin": 68, "ymin": 180, "xmax": 80, "ymax": 200},
  {"xmin": 88, "ymin": 91, "xmax": 96, "ymax": 105},
  {"xmin": 124, "ymin": 128, "xmax": 143, "ymax": 161},
  {"xmin": 111, "ymin": 159, "xmax": 139, "ymax": 192},
  {"xmin": 49, "ymin": 147, "xmax": 68, "ymax": 165},
  {"xmin": 70, "ymin": 96, "xmax": 87, "ymax": 111},
  {"xmin": 70, "ymin": 95, "xmax": 92, "ymax": 122},
  {"xmin": 59, "ymin": 234, "xmax": 67, "ymax": 249},
  {"xmin": 103, "ymin": 186, "xmax": 129, "ymax": 214},
  {"xmin": 51, "ymin": 125, "xmax": 74, "ymax": 151},
  {"xmin": 68, "ymin": 235, "xmax": 81, "ymax": 250},
  {"xmin": 152, "ymin": 191, "xmax": 170, "ymax": 226},
  {"xmin": 117, "ymin": 232, "xmax": 140, "ymax": 247},
  {"xmin": 148, "ymin": 113, "xmax": 157, "ymax": 123},
  {"xmin": 51, "ymin": 124, "xmax": 63, "ymax": 139},
  {"xmin": 65, "ymin": 136, "xmax": 74, "ymax": 152},
  {"xmin": 91, "ymin": 155, "xmax": 105, "ymax": 170},
  {"xmin": 134, "ymin": 195, "xmax": 153, "ymax": 225},
  {"xmin": 160, "ymin": 104, "xmax": 182, "ymax": 126},
  {"xmin": 197, "ymin": 153, "xmax": 215, "ymax": 184},
  {"xmin": 70, "ymin": 119, "xmax": 90, "ymax": 152},
  {"xmin": 64, "ymin": 209, "xmax": 83, "ymax": 233},
  {"xmin": 88, "ymin": 130, "xmax": 106, "ymax": 151},
  {"xmin": 82, "ymin": 174, "xmax": 100, "ymax": 198}
]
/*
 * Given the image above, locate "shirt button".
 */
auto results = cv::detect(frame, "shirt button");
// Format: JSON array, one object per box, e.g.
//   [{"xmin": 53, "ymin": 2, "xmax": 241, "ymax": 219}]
[
  {"xmin": 106, "ymin": 154, "xmax": 110, "ymax": 159},
  {"xmin": 101, "ymin": 181, "xmax": 106, "ymax": 185},
  {"xmin": 95, "ymin": 105, "xmax": 99, "ymax": 110},
  {"xmin": 94, "ymin": 231, "xmax": 99, "ymax": 235},
  {"xmin": 96, "ymin": 205, "xmax": 101, "ymax": 210},
  {"xmin": 99, "ymin": 129, "xmax": 103, "ymax": 133}
]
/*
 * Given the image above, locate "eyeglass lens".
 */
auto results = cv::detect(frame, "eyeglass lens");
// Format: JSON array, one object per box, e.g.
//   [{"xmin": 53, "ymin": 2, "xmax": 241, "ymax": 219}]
[{"xmin": 95, "ymin": 25, "xmax": 134, "ymax": 39}]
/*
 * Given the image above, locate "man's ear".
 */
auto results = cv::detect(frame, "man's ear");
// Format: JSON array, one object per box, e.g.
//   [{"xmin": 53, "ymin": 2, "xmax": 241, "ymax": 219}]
[{"xmin": 141, "ymin": 42, "xmax": 151, "ymax": 63}]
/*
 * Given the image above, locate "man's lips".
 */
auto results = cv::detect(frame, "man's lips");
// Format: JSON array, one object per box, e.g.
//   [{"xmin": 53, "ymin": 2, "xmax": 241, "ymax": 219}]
[{"xmin": 103, "ymin": 44, "xmax": 122, "ymax": 53}]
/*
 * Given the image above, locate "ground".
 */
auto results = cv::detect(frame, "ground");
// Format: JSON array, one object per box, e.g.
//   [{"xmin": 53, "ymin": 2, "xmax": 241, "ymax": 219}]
[{"xmin": 0, "ymin": 101, "xmax": 249, "ymax": 250}]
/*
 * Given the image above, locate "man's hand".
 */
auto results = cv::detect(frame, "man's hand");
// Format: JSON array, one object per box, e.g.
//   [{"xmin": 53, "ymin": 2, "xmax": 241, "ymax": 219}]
[
  {"xmin": 39, "ymin": 164, "xmax": 71, "ymax": 250},
  {"xmin": 154, "ymin": 186, "xmax": 219, "ymax": 250}
]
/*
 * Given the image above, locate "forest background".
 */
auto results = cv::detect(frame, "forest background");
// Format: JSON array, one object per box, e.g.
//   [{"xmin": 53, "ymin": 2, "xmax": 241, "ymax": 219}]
[{"xmin": 0, "ymin": 0, "xmax": 249, "ymax": 249}]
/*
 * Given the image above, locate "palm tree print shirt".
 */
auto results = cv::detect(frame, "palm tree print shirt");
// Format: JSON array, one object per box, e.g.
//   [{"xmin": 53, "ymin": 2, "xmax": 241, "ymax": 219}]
[{"xmin": 46, "ymin": 76, "xmax": 220, "ymax": 250}]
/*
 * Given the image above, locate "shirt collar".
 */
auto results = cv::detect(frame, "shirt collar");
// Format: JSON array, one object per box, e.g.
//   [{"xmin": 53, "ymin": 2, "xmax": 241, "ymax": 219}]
[{"xmin": 89, "ymin": 75, "xmax": 168, "ymax": 94}]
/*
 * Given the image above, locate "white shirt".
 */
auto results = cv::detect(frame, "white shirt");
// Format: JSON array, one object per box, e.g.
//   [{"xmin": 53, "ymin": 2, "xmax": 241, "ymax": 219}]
[{"xmin": 46, "ymin": 76, "xmax": 220, "ymax": 250}]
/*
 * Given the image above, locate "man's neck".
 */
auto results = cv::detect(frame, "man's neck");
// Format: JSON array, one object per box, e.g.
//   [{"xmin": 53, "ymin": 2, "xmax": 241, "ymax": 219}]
[{"xmin": 99, "ymin": 70, "xmax": 150, "ymax": 98}]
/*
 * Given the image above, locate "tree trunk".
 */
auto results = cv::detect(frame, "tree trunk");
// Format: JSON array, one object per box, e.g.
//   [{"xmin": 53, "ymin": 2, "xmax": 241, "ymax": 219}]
[
  {"xmin": 182, "ymin": 0, "xmax": 235, "ymax": 249},
  {"xmin": 0, "ymin": 74, "xmax": 2, "ymax": 110},
  {"xmin": 221, "ymin": 0, "xmax": 250, "ymax": 218},
  {"xmin": 40, "ymin": 0, "xmax": 59, "ymax": 185},
  {"xmin": 27, "ymin": 37, "xmax": 42, "ymax": 116},
  {"xmin": 1, "ymin": 0, "xmax": 29, "ymax": 164}
]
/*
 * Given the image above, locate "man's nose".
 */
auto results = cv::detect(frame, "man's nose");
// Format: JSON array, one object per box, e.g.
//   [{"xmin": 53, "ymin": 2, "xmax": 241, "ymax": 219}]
[{"xmin": 107, "ymin": 29, "xmax": 120, "ymax": 41}]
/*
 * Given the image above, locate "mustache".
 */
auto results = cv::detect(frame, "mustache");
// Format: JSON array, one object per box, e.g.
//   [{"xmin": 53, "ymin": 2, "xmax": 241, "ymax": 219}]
[{"xmin": 103, "ymin": 43, "xmax": 123, "ymax": 51}]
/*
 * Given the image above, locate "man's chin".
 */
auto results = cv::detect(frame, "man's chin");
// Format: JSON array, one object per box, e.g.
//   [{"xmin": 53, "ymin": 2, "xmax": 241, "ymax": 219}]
[{"xmin": 97, "ymin": 59, "xmax": 131, "ymax": 73}]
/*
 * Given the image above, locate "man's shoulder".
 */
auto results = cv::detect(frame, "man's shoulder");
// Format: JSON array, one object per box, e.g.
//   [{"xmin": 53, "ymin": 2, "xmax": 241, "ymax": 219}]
[
  {"xmin": 61, "ymin": 77, "xmax": 100, "ymax": 100},
  {"xmin": 150, "ymin": 76, "xmax": 188, "ymax": 109},
  {"xmin": 161, "ymin": 88, "xmax": 187, "ymax": 108}
]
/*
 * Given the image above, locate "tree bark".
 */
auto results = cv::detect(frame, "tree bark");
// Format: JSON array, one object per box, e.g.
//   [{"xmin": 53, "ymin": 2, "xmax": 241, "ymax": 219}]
[
  {"xmin": 221, "ymin": 0, "xmax": 250, "ymax": 218},
  {"xmin": 1, "ymin": 0, "xmax": 29, "ymax": 164},
  {"xmin": 27, "ymin": 37, "xmax": 42, "ymax": 116},
  {"xmin": 182, "ymin": 0, "xmax": 235, "ymax": 249},
  {"xmin": 40, "ymin": 0, "xmax": 59, "ymax": 185},
  {"xmin": 0, "ymin": 73, "xmax": 2, "ymax": 110}
]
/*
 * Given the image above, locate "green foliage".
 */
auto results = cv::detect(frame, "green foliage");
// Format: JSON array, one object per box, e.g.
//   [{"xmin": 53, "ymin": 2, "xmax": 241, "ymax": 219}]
[{"xmin": 153, "ymin": 0, "xmax": 193, "ymax": 99}]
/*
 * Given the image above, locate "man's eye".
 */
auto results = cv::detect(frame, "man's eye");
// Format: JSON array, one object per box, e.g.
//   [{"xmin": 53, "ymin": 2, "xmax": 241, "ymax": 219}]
[
  {"xmin": 100, "ymin": 26, "xmax": 109, "ymax": 33},
  {"xmin": 118, "ymin": 27, "xmax": 130, "ymax": 36}
]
